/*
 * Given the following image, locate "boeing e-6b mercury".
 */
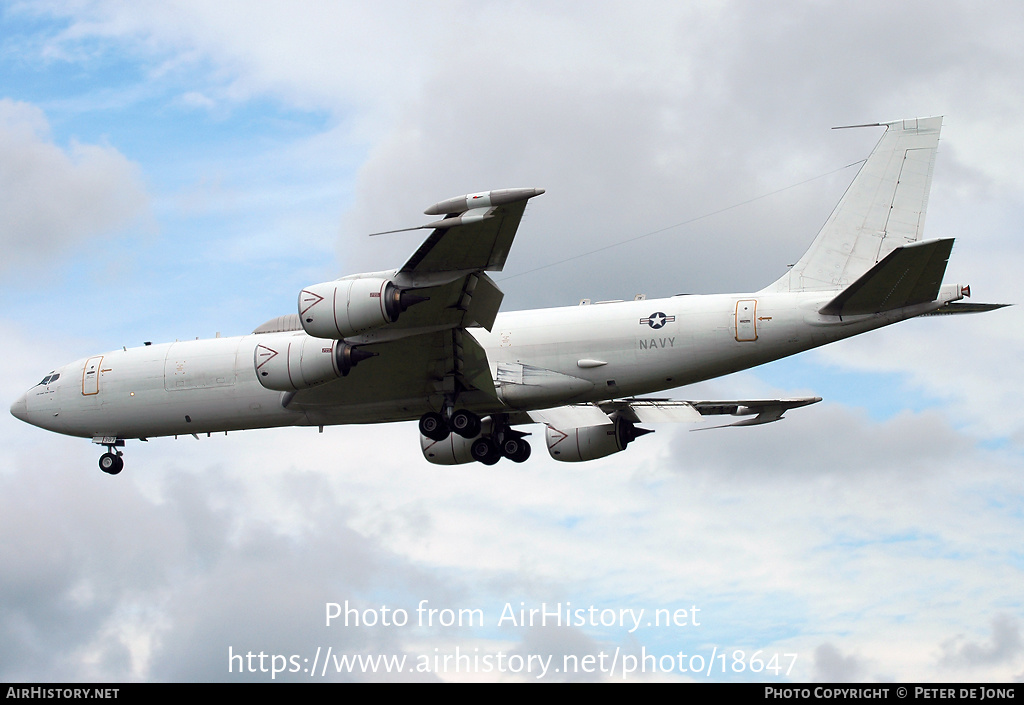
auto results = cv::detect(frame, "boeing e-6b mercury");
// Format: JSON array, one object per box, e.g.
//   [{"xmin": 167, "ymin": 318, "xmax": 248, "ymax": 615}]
[{"xmin": 10, "ymin": 117, "xmax": 1004, "ymax": 473}]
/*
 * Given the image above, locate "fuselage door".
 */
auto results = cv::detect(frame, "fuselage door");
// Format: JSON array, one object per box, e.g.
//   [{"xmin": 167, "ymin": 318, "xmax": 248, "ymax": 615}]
[
  {"xmin": 735, "ymin": 300, "xmax": 758, "ymax": 342},
  {"xmin": 82, "ymin": 356, "xmax": 103, "ymax": 396}
]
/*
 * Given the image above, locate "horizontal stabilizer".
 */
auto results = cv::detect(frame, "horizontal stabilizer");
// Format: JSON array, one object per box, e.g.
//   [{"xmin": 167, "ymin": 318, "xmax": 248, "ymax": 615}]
[
  {"xmin": 921, "ymin": 301, "xmax": 1010, "ymax": 316},
  {"xmin": 819, "ymin": 238, "xmax": 953, "ymax": 316}
]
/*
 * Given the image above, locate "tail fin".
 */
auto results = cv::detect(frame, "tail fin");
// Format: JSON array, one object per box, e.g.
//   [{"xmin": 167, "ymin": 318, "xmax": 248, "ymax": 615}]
[{"xmin": 765, "ymin": 116, "xmax": 943, "ymax": 293}]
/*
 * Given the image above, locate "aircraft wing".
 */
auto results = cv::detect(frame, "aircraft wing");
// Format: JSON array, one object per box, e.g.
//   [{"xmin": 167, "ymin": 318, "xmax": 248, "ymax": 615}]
[
  {"xmin": 399, "ymin": 188, "xmax": 544, "ymax": 275},
  {"xmin": 342, "ymin": 188, "xmax": 544, "ymax": 346},
  {"xmin": 288, "ymin": 188, "xmax": 544, "ymax": 409},
  {"xmin": 528, "ymin": 397, "xmax": 822, "ymax": 429},
  {"xmin": 685, "ymin": 397, "xmax": 822, "ymax": 429}
]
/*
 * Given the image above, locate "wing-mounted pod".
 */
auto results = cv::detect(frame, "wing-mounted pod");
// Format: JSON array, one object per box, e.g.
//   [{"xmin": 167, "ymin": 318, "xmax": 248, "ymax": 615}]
[
  {"xmin": 420, "ymin": 416, "xmax": 496, "ymax": 465},
  {"xmin": 545, "ymin": 417, "xmax": 652, "ymax": 462},
  {"xmin": 299, "ymin": 277, "xmax": 427, "ymax": 340},
  {"xmin": 254, "ymin": 337, "xmax": 375, "ymax": 392},
  {"xmin": 420, "ymin": 431, "xmax": 477, "ymax": 465}
]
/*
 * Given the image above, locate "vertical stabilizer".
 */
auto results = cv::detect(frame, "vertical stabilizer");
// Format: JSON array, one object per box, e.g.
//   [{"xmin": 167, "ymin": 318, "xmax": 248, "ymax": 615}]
[{"xmin": 766, "ymin": 117, "xmax": 943, "ymax": 293}]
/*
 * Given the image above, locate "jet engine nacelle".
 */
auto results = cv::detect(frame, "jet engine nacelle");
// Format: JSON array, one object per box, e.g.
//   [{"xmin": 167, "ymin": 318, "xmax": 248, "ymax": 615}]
[
  {"xmin": 420, "ymin": 416, "xmax": 499, "ymax": 465},
  {"xmin": 545, "ymin": 417, "xmax": 652, "ymax": 462},
  {"xmin": 420, "ymin": 432, "xmax": 477, "ymax": 465},
  {"xmin": 299, "ymin": 277, "xmax": 424, "ymax": 339},
  {"xmin": 254, "ymin": 336, "xmax": 373, "ymax": 392}
]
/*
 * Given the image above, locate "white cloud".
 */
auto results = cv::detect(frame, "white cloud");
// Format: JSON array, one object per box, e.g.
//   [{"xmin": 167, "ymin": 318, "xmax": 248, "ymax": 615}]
[
  {"xmin": 808, "ymin": 309, "xmax": 1024, "ymax": 440},
  {"xmin": 0, "ymin": 98, "xmax": 151, "ymax": 271}
]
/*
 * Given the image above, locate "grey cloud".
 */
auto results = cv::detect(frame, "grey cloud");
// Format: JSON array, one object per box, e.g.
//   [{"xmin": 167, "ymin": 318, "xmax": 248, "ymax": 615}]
[
  {"xmin": 512, "ymin": 625, "xmax": 607, "ymax": 682},
  {"xmin": 0, "ymin": 457, "xmax": 447, "ymax": 682},
  {"xmin": 813, "ymin": 643, "xmax": 866, "ymax": 682},
  {"xmin": 334, "ymin": 2, "xmax": 1024, "ymax": 311},
  {"xmin": 665, "ymin": 401, "xmax": 975, "ymax": 483},
  {"xmin": 31, "ymin": 2, "xmax": 1024, "ymax": 307},
  {"xmin": 940, "ymin": 614, "xmax": 1024, "ymax": 669}
]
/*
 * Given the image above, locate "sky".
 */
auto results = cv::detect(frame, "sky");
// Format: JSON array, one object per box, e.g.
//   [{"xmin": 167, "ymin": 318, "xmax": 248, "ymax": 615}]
[{"xmin": 1, "ymin": 0, "xmax": 1023, "ymax": 683}]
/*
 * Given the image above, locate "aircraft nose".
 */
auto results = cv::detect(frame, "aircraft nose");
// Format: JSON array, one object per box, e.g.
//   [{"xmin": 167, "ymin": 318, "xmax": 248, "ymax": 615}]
[{"xmin": 10, "ymin": 392, "xmax": 29, "ymax": 422}]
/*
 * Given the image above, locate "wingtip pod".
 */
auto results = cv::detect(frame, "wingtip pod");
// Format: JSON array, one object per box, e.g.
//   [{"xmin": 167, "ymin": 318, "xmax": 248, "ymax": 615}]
[{"xmin": 424, "ymin": 188, "xmax": 545, "ymax": 215}]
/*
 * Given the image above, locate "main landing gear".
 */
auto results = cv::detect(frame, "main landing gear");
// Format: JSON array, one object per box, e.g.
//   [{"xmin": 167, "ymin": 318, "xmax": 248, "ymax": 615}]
[
  {"xmin": 419, "ymin": 409, "xmax": 483, "ymax": 441},
  {"xmin": 472, "ymin": 434, "xmax": 531, "ymax": 465},
  {"xmin": 419, "ymin": 410, "xmax": 532, "ymax": 465}
]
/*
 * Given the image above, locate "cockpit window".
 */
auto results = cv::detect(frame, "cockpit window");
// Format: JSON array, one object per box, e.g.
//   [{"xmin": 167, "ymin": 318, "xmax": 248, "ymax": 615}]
[{"xmin": 36, "ymin": 372, "xmax": 58, "ymax": 386}]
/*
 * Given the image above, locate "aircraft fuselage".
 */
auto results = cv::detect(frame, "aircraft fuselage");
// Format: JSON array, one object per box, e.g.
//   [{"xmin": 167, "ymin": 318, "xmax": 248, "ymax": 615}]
[{"xmin": 11, "ymin": 288, "xmax": 944, "ymax": 441}]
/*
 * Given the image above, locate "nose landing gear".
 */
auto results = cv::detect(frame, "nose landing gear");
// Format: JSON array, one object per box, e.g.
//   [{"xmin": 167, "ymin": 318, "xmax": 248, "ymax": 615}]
[
  {"xmin": 93, "ymin": 437, "xmax": 125, "ymax": 475},
  {"xmin": 99, "ymin": 451, "xmax": 124, "ymax": 475}
]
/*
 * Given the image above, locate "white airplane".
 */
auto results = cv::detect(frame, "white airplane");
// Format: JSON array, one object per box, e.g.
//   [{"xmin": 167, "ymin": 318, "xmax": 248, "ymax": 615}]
[{"xmin": 10, "ymin": 116, "xmax": 1005, "ymax": 473}]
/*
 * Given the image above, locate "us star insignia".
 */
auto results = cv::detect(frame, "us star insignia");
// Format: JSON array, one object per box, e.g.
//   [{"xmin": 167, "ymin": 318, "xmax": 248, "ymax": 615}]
[{"xmin": 640, "ymin": 312, "xmax": 675, "ymax": 329}]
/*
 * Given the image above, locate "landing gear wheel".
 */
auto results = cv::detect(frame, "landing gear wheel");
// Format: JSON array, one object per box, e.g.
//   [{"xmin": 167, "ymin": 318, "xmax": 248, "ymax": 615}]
[
  {"xmin": 419, "ymin": 412, "xmax": 450, "ymax": 441},
  {"xmin": 99, "ymin": 452, "xmax": 123, "ymax": 475},
  {"xmin": 502, "ymin": 438, "xmax": 532, "ymax": 463},
  {"xmin": 450, "ymin": 410, "xmax": 481, "ymax": 439},
  {"xmin": 470, "ymin": 437, "xmax": 501, "ymax": 466}
]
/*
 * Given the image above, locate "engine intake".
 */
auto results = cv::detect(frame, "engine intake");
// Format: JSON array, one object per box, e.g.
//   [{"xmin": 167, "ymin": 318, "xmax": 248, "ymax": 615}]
[
  {"xmin": 420, "ymin": 416, "xmax": 498, "ymax": 465},
  {"xmin": 420, "ymin": 431, "xmax": 477, "ymax": 465},
  {"xmin": 254, "ymin": 337, "xmax": 374, "ymax": 392},
  {"xmin": 299, "ymin": 277, "xmax": 426, "ymax": 339},
  {"xmin": 545, "ymin": 417, "xmax": 652, "ymax": 462}
]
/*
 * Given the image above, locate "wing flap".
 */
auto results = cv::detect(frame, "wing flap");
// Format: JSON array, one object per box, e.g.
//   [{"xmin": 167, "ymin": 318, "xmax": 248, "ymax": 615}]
[
  {"xmin": 527, "ymin": 405, "xmax": 612, "ymax": 428},
  {"xmin": 453, "ymin": 329, "xmax": 497, "ymax": 401},
  {"xmin": 462, "ymin": 273, "xmax": 504, "ymax": 331},
  {"xmin": 526, "ymin": 397, "xmax": 820, "ymax": 429},
  {"xmin": 606, "ymin": 399, "xmax": 702, "ymax": 423}
]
